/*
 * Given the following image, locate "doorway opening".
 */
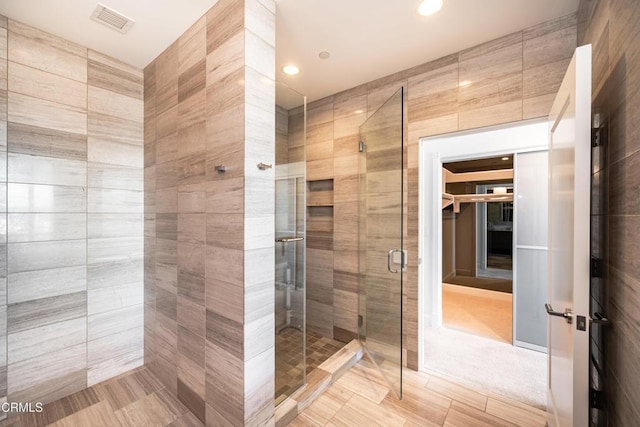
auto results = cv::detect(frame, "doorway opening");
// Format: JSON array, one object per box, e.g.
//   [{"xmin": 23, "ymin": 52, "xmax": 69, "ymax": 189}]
[
  {"xmin": 441, "ymin": 156, "xmax": 514, "ymax": 345},
  {"xmin": 419, "ymin": 121, "xmax": 549, "ymax": 410}
]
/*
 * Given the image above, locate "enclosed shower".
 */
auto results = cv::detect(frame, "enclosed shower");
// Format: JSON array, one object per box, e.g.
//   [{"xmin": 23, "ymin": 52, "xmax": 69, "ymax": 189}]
[{"xmin": 274, "ymin": 82, "xmax": 307, "ymax": 403}]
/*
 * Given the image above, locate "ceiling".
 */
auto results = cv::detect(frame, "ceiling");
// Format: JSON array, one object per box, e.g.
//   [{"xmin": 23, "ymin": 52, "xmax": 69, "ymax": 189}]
[
  {"xmin": 444, "ymin": 156, "xmax": 513, "ymax": 174},
  {"xmin": 0, "ymin": 0, "xmax": 579, "ymax": 102},
  {"xmin": 0, "ymin": 0, "xmax": 217, "ymax": 68}
]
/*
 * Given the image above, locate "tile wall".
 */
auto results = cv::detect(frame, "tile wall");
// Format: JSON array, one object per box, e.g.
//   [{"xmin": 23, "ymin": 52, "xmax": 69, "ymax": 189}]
[
  {"xmin": 0, "ymin": 16, "xmax": 144, "ymax": 415},
  {"xmin": 143, "ymin": 0, "xmax": 276, "ymax": 425},
  {"xmin": 578, "ymin": 0, "xmax": 640, "ymax": 425},
  {"xmin": 304, "ymin": 13, "xmax": 577, "ymax": 369}
]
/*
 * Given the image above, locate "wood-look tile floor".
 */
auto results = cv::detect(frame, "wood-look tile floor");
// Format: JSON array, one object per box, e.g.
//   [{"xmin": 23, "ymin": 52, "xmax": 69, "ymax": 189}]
[
  {"xmin": 442, "ymin": 283, "xmax": 512, "ymax": 344},
  {"xmin": 290, "ymin": 357, "xmax": 547, "ymax": 427},
  {"xmin": 0, "ymin": 367, "xmax": 203, "ymax": 427}
]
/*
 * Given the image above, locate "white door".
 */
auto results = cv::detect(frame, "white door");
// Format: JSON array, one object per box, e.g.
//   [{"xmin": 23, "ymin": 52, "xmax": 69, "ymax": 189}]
[{"xmin": 546, "ymin": 44, "xmax": 591, "ymax": 427}]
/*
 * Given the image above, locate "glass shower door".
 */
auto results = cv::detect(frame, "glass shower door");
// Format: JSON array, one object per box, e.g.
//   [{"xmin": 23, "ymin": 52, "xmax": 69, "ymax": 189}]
[
  {"xmin": 274, "ymin": 82, "xmax": 306, "ymax": 404},
  {"xmin": 358, "ymin": 87, "xmax": 404, "ymax": 398}
]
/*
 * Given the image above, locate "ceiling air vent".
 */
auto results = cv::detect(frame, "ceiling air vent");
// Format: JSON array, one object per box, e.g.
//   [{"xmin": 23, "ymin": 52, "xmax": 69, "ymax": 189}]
[{"xmin": 91, "ymin": 3, "xmax": 135, "ymax": 33}]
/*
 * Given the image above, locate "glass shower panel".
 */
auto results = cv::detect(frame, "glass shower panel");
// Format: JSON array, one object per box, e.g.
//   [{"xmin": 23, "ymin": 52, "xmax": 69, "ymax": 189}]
[
  {"xmin": 274, "ymin": 82, "xmax": 306, "ymax": 404},
  {"xmin": 358, "ymin": 87, "xmax": 404, "ymax": 398}
]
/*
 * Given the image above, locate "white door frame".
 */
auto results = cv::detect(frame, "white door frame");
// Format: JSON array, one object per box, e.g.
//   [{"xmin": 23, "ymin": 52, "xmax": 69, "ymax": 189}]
[{"xmin": 417, "ymin": 119, "xmax": 548, "ymax": 372}]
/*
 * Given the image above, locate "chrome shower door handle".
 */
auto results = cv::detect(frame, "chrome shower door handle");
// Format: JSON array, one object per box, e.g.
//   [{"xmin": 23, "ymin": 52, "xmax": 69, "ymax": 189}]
[
  {"xmin": 387, "ymin": 249, "xmax": 399, "ymax": 273},
  {"xmin": 387, "ymin": 249, "xmax": 406, "ymax": 273}
]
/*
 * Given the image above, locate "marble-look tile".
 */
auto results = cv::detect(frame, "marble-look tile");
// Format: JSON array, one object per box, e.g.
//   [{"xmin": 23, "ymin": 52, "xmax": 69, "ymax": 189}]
[
  {"xmin": 8, "ymin": 153, "xmax": 86, "ymax": 186},
  {"xmin": 244, "ymin": 347, "xmax": 275, "ymax": 425},
  {"xmin": 8, "ymin": 265, "xmax": 86, "ymax": 304},
  {"xmin": 206, "ymin": 30, "xmax": 244, "ymax": 85},
  {"xmin": 88, "ymin": 304, "xmax": 144, "ymax": 341},
  {"xmin": 9, "ymin": 61, "xmax": 87, "ymax": 109},
  {"xmin": 157, "ymin": 213, "xmax": 178, "ymax": 240},
  {"xmin": 88, "ymin": 140, "xmax": 143, "ymax": 169},
  {"xmin": 179, "ymin": 16, "xmax": 206, "ymax": 75},
  {"xmin": 244, "ymin": 276, "xmax": 271, "ymax": 325},
  {"xmin": 88, "ymin": 50, "xmax": 144, "ymax": 99},
  {"xmin": 8, "ymin": 19, "xmax": 87, "ymax": 83},
  {"xmin": 157, "ymin": 287, "xmax": 178, "ymax": 322},
  {"xmin": 205, "ymin": 340, "xmax": 244, "ymax": 426},
  {"xmin": 307, "ymin": 97, "xmax": 334, "ymax": 127},
  {"xmin": 206, "ymin": 0, "xmax": 244, "ymax": 55},
  {"xmin": 207, "ymin": 67, "xmax": 245, "ymax": 119},
  {"xmin": 88, "ymin": 163, "xmax": 143, "ymax": 191},
  {"xmin": 87, "ymin": 283, "xmax": 143, "ymax": 315},
  {"xmin": 179, "ymin": 60, "xmax": 206, "ymax": 104},
  {"xmin": 7, "ymin": 291, "xmax": 86, "ymax": 334},
  {"xmin": 177, "ymin": 296, "xmax": 205, "ymax": 338},
  {"xmin": 156, "ymin": 187, "xmax": 178, "ymax": 214},
  {"xmin": 8, "ymin": 183, "xmax": 86, "ymax": 213},
  {"xmin": 206, "ymin": 213, "xmax": 242, "ymax": 250},
  {"xmin": 157, "ymin": 158, "xmax": 181, "ymax": 190},
  {"xmin": 114, "ymin": 389, "xmax": 187, "ymax": 427},
  {"xmin": 8, "ymin": 92, "xmax": 87, "ymax": 135},
  {"xmin": 246, "ymin": 0, "xmax": 276, "ymax": 48},
  {"xmin": 523, "ymin": 13, "xmax": 577, "ymax": 69},
  {"xmin": 178, "ymin": 183, "xmax": 206, "ymax": 213},
  {"xmin": 88, "ymin": 213, "xmax": 143, "ymax": 238},
  {"xmin": 7, "ymin": 122, "xmax": 87, "ymax": 161},
  {"xmin": 8, "ymin": 239, "xmax": 86, "ymax": 273},
  {"xmin": 89, "ymin": 111, "xmax": 143, "ymax": 148},
  {"xmin": 206, "ymin": 109, "xmax": 244, "ymax": 178},
  {"xmin": 205, "ymin": 244, "xmax": 243, "ymax": 287},
  {"xmin": 178, "ymin": 242, "xmax": 205, "ymax": 277},
  {"xmin": 7, "ymin": 316, "xmax": 86, "ymax": 364},
  {"xmin": 87, "ymin": 237, "xmax": 143, "ymax": 264},
  {"xmin": 243, "ymin": 313, "xmax": 273, "ymax": 361},
  {"xmin": 177, "ymin": 379, "xmax": 205, "ymax": 423},
  {"xmin": 88, "ymin": 86, "xmax": 143, "ymax": 123},
  {"xmin": 8, "ymin": 213, "xmax": 86, "ymax": 242},
  {"xmin": 245, "ymin": 30, "xmax": 275, "ymax": 81},
  {"xmin": 88, "ymin": 258, "xmax": 143, "ymax": 289},
  {"xmin": 8, "ymin": 343, "xmax": 86, "ymax": 404},
  {"xmin": 206, "ymin": 309, "xmax": 243, "ymax": 359},
  {"xmin": 307, "ymin": 299, "xmax": 333, "ymax": 338},
  {"xmin": 458, "ymin": 99, "xmax": 523, "ymax": 131},
  {"xmin": 523, "ymin": 58, "xmax": 571, "ymax": 99},
  {"xmin": 307, "ymin": 248, "xmax": 334, "ymax": 305},
  {"xmin": 87, "ymin": 326, "xmax": 144, "ymax": 386},
  {"xmin": 205, "ymin": 273, "xmax": 242, "ymax": 324},
  {"xmin": 88, "ymin": 188, "xmax": 143, "ymax": 213}
]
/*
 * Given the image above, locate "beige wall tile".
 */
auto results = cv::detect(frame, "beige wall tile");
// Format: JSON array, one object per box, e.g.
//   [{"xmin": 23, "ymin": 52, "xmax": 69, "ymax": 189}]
[
  {"xmin": 9, "ymin": 62, "xmax": 87, "ymax": 109},
  {"xmin": 179, "ymin": 17, "xmax": 207, "ymax": 76},
  {"xmin": 89, "ymin": 86, "xmax": 143, "ymax": 123},
  {"xmin": 9, "ymin": 92, "xmax": 87, "ymax": 135},
  {"xmin": 8, "ymin": 20, "xmax": 86, "ymax": 83}
]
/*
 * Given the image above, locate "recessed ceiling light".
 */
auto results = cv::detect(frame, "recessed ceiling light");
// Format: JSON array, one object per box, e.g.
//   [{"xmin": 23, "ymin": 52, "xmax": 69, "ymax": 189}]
[
  {"xmin": 418, "ymin": 0, "xmax": 443, "ymax": 16},
  {"xmin": 319, "ymin": 51, "xmax": 331, "ymax": 59},
  {"xmin": 355, "ymin": 109, "xmax": 364, "ymax": 114},
  {"xmin": 459, "ymin": 80, "xmax": 472, "ymax": 87},
  {"xmin": 502, "ymin": 157, "xmax": 510, "ymax": 161},
  {"xmin": 282, "ymin": 65, "xmax": 300, "ymax": 75}
]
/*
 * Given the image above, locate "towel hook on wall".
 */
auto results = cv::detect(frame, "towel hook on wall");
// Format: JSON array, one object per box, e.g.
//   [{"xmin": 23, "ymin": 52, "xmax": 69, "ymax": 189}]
[{"xmin": 257, "ymin": 162, "xmax": 272, "ymax": 170}]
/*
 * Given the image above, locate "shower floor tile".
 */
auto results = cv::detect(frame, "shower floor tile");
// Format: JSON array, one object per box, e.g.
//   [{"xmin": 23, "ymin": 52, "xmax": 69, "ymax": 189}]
[{"xmin": 275, "ymin": 328, "xmax": 345, "ymax": 404}]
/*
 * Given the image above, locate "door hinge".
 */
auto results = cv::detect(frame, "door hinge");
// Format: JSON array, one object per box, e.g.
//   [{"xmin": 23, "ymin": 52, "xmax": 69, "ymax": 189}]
[
  {"xmin": 591, "ymin": 388, "xmax": 605, "ymax": 410},
  {"xmin": 358, "ymin": 315, "xmax": 363, "ymax": 328},
  {"xmin": 591, "ymin": 127, "xmax": 607, "ymax": 148},
  {"xmin": 591, "ymin": 257, "xmax": 603, "ymax": 278},
  {"xmin": 359, "ymin": 140, "xmax": 365, "ymax": 153}
]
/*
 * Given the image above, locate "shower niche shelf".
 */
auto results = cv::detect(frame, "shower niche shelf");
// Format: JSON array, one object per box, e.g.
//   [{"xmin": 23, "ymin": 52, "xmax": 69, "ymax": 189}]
[{"xmin": 307, "ymin": 179, "xmax": 333, "ymax": 207}]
